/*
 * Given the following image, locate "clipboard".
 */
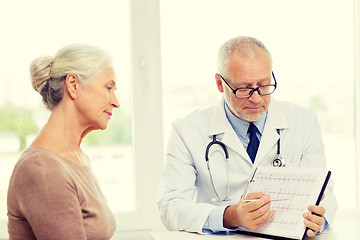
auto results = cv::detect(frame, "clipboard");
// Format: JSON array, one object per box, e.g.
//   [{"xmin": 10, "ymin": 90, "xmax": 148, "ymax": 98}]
[{"xmin": 235, "ymin": 166, "xmax": 331, "ymax": 240}]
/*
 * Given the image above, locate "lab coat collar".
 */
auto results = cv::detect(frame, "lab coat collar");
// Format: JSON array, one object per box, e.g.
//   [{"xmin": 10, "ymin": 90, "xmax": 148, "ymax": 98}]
[
  {"xmin": 208, "ymin": 97, "xmax": 234, "ymax": 136},
  {"xmin": 255, "ymin": 98, "xmax": 289, "ymax": 166},
  {"xmin": 208, "ymin": 97, "xmax": 289, "ymax": 165},
  {"xmin": 208, "ymin": 98, "xmax": 250, "ymax": 162}
]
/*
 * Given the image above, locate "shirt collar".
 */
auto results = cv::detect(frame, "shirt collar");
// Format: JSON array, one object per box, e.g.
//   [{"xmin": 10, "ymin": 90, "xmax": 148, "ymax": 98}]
[{"xmin": 224, "ymin": 102, "xmax": 267, "ymax": 140}]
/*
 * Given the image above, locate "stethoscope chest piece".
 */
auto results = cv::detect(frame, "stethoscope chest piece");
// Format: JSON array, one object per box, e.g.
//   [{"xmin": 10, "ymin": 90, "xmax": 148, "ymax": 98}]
[
  {"xmin": 272, "ymin": 129, "xmax": 286, "ymax": 167},
  {"xmin": 272, "ymin": 155, "xmax": 286, "ymax": 167}
]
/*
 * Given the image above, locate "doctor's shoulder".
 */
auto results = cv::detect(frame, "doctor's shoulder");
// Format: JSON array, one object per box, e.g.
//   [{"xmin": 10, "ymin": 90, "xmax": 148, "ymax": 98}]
[{"xmin": 274, "ymin": 99, "xmax": 319, "ymax": 124}]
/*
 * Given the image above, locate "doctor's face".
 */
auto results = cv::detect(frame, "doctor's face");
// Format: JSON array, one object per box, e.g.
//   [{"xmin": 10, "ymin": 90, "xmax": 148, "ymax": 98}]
[{"xmin": 216, "ymin": 48, "xmax": 272, "ymax": 123}]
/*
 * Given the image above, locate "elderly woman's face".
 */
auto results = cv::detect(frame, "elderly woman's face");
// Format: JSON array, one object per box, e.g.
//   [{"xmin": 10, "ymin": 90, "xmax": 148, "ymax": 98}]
[{"xmin": 76, "ymin": 67, "xmax": 119, "ymax": 130}]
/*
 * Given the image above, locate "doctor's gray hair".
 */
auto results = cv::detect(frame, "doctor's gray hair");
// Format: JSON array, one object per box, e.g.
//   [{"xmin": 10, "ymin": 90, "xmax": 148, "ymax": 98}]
[
  {"xmin": 217, "ymin": 36, "xmax": 272, "ymax": 78},
  {"xmin": 30, "ymin": 44, "xmax": 112, "ymax": 110}
]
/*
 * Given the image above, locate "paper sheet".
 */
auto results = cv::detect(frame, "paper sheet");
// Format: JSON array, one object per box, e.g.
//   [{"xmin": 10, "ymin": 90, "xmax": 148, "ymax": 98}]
[{"xmin": 243, "ymin": 167, "xmax": 329, "ymax": 239}]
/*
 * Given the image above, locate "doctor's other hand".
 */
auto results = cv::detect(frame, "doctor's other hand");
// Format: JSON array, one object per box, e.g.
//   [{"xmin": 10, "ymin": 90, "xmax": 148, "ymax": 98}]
[
  {"xmin": 223, "ymin": 192, "xmax": 275, "ymax": 230},
  {"xmin": 303, "ymin": 205, "xmax": 325, "ymax": 237}
]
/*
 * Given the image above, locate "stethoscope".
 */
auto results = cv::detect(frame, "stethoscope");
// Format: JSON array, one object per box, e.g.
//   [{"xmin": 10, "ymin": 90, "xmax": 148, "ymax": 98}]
[
  {"xmin": 205, "ymin": 129, "xmax": 285, "ymax": 202},
  {"xmin": 272, "ymin": 129, "xmax": 286, "ymax": 167}
]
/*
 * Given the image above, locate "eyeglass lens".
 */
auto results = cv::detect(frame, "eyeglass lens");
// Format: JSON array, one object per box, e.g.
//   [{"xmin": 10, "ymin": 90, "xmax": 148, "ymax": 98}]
[{"xmin": 236, "ymin": 85, "xmax": 276, "ymax": 98}]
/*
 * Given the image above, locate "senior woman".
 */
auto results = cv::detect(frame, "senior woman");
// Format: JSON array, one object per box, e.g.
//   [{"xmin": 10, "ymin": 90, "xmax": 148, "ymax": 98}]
[{"xmin": 7, "ymin": 44, "xmax": 119, "ymax": 240}]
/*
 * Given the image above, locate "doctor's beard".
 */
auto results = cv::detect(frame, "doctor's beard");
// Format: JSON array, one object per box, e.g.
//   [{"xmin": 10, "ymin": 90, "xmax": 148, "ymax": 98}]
[
  {"xmin": 225, "ymin": 99, "xmax": 269, "ymax": 123},
  {"xmin": 236, "ymin": 110, "xmax": 264, "ymax": 123}
]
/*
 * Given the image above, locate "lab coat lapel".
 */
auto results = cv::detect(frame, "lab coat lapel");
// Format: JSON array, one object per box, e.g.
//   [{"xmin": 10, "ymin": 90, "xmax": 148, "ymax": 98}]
[
  {"xmin": 255, "ymin": 99, "xmax": 289, "ymax": 166},
  {"xmin": 208, "ymin": 99, "xmax": 250, "ymax": 162}
]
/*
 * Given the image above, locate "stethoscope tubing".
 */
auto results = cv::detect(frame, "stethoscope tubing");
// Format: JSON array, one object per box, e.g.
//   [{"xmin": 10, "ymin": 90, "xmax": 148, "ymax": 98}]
[
  {"xmin": 205, "ymin": 129, "xmax": 285, "ymax": 202},
  {"xmin": 205, "ymin": 135, "xmax": 230, "ymax": 202}
]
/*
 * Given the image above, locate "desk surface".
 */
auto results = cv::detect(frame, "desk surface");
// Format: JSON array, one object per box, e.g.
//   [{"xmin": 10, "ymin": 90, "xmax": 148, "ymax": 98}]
[{"xmin": 150, "ymin": 209, "xmax": 360, "ymax": 240}]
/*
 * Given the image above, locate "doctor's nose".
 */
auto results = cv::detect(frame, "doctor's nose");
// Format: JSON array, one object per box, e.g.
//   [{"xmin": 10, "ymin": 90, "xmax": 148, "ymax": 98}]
[{"xmin": 248, "ymin": 89, "xmax": 262, "ymax": 103}]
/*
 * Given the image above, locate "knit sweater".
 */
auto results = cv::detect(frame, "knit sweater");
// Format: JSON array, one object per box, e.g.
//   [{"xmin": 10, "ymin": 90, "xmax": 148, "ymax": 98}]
[{"xmin": 7, "ymin": 147, "xmax": 116, "ymax": 240}]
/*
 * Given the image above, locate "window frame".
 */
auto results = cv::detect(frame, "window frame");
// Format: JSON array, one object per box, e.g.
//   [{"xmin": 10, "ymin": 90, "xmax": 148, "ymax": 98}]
[
  {"xmin": 113, "ymin": 0, "xmax": 164, "ymax": 231},
  {"xmin": 354, "ymin": 0, "xmax": 360, "ymax": 209}
]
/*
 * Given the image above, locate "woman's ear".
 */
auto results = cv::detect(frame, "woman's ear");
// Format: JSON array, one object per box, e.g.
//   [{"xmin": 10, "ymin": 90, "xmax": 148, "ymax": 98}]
[
  {"xmin": 215, "ymin": 73, "xmax": 224, "ymax": 93},
  {"xmin": 65, "ymin": 73, "xmax": 79, "ymax": 99}
]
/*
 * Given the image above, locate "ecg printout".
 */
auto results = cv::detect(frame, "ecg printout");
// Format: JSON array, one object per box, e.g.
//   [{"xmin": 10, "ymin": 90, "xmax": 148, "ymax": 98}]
[{"xmin": 243, "ymin": 167, "xmax": 329, "ymax": 239}]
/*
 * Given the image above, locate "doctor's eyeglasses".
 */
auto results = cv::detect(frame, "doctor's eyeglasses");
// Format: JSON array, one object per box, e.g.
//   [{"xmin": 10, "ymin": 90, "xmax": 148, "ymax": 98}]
[{"xmin": 218, "ymin": 72, "xmax": 277, "ymax": 99}]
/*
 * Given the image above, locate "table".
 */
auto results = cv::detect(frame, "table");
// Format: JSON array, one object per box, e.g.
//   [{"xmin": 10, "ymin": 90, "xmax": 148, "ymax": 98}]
[{"xmin": 150, "ymin": 209, "xmax": 360, "ymax": 240}]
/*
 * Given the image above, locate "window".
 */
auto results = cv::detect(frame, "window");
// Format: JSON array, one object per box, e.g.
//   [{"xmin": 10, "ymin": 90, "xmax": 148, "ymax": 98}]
[{"xmin": 160, "ymin": 0, "xmax": 356, "ymax": 210}]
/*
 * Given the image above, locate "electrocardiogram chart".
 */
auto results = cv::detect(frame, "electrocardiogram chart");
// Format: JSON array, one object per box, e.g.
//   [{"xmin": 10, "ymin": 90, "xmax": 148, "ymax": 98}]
[
  {"xmin": 239, "ymin": 166, "xmax": 331, "ymax": 239},
  {"xmin": 248, "ymin": 171, "xmax": 318, "ymax": 230}
]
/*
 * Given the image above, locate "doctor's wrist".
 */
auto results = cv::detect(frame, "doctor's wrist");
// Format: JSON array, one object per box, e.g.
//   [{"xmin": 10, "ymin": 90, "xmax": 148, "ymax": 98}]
[{"xmin": 223, "ymin": 205, "xmax": 241, "ymax": 229}]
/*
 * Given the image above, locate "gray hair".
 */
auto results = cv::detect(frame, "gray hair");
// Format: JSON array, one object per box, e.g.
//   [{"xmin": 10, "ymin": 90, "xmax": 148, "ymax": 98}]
[
  {"xmin": 217, "ymin": 36, "xmax": 272, "ymax": 78},
  {"xmin": 30, "ymin": 44, "xmax": 112, "ymax": 110}
]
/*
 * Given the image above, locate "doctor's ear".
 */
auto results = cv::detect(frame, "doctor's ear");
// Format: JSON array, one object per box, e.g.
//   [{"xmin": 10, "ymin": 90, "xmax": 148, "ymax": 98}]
[
  {"xmin": 215, "ymin": 73, "xmax": 225, "ymax": 93},
  {"xmin": 65, "ymin": 73, "xmax": 80, "ymax": 99}
]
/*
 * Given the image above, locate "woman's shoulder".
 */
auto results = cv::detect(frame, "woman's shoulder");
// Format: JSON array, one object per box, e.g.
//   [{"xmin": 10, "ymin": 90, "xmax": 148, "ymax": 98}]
[
  {"xmin": 11, "ymin": 147, "xmax": 73, "ymax": 183},
  {"xmin": 16, "ymin": 147, "xmax": 63, "ymax": 168}
]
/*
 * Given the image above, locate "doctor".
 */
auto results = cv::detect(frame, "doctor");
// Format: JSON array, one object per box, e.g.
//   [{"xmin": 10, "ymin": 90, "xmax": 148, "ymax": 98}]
[{"xmin": 157, "ymin": 36, "xmax": 337, "ymax": 237}]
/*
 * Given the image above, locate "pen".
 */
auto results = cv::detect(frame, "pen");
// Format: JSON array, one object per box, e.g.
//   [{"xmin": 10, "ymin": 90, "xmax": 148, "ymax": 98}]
[
  {"xmin": 243, "ymin": 198, "xmax": 290, "ymax": 203},
  {"xmin": 239, "ymin": 168, "xmax": 258, "ymax": 202}
]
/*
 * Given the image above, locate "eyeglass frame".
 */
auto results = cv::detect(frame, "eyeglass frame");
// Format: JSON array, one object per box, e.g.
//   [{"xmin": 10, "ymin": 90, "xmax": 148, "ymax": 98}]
[{"xmin": 217, "ymin": 72, "xmax": 277, "ymax": 99}]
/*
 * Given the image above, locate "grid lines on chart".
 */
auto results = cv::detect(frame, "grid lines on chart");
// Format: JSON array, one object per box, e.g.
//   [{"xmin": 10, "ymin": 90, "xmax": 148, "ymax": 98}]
[{"xmin": 247, "ymin": 171, "xmax": 318, "ymax": 230}]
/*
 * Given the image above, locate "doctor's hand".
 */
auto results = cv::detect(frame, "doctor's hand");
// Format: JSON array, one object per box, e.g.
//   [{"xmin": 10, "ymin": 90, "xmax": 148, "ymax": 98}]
[
  {"xmin": 223, "ymin": 192, "xmax": 275, "ymax": 230},
  {"xmin": 303, "ymin": 195, "xmax": 326, "ymax": 237}
]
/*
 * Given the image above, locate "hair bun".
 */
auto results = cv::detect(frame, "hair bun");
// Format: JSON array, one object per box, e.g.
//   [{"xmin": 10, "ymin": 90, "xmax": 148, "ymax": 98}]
[
  {"xmin": 30, "ymin": 56, "xmax": 54, "ymax": 93},
  {"xmin": 29, "ymin": 44, "xmax": 112, "ymax": 110}
]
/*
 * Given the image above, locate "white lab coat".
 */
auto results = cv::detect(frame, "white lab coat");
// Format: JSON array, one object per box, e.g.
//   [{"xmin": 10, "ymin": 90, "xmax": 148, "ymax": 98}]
[{"xmin": 157, "ymin": 97, "xmax": 338, "ymax": 233}]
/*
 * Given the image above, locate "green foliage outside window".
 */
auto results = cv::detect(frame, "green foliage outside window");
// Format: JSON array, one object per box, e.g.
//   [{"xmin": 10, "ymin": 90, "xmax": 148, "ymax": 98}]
[
  {"xmin": 0, "ymin": 103, "xmax": 38, "ymax": 151},
  {"xmin": 0, "ymin": 103, "xmax": 131, "ymax": 151},
  {"xmin": 83, "ymin": 109, "xmax": 132, "ymax": 146}
]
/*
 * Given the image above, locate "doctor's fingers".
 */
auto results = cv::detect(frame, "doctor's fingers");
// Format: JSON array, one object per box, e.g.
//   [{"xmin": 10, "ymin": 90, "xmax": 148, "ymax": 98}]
[
  {"xmin": 303, "ymin": 210, "xmax": 325, "ymax": 227},
  {"xmin": 255, "ymin": 209, "xmax": 276, "ymax": 228},
  {"xmin": 241, "ymin": 194, "xmax": 271, "ymax": 212},
  {"xmin": 239, "ymin": 201, "xmax": 271, "ymax": 224},
  {"xmin": 304, "ymin": 217, "xmax": 323, "ymax": 237},
  {"xmin": 303, "ymin": 210, "xmax": 325, "ymax": 237},
  {"xmin": 244, "ymin": 192, "xmax": 269, "ymax": 200},
  {"xmin": 244, "ymin": 209, "xmax": 276, "ymax": 231},
  {"xmin": 307, "ymin": 205, "xmax": 326, "ymax": 218},
  {"xmin": 247, "ymin": 201, "xmax": 272, "ymax": 220}
]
